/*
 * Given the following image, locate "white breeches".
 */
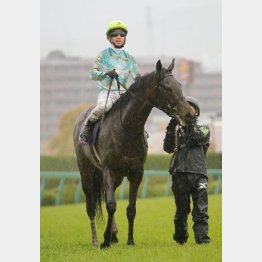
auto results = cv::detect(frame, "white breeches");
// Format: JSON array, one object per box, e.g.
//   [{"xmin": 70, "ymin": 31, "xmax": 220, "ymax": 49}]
[{"xmin": 87, "ymin": 90, "xmax": 125, "ymax": 122}]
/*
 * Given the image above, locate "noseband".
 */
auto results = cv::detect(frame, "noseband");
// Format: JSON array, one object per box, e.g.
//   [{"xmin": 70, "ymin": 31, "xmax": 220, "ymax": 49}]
[{"xmin": 154, "ymin": 72, "xmax": 185, "ymax": 117}]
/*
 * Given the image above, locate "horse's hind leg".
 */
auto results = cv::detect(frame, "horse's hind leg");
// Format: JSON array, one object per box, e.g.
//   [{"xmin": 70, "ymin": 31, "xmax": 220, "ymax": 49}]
[
  {"xmin": 86, "ymin": 193, "xmax": 99, "ymax": 246},
  {"xmin": 100, "ymin": 167, "xmax": 117, "ymax": 249},
  {"xmin": 77, "ymin": 157, "xmax": 99, "ymax": 246}
]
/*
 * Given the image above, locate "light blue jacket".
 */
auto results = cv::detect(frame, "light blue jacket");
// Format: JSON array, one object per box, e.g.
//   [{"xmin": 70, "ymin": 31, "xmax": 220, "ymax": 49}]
[{"xmin": 89, "ymin": 47, "xmax": 141, "ymax": 91}]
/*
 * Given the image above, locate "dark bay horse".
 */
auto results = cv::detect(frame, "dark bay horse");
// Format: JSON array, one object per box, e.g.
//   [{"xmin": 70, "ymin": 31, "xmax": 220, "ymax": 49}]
[{"xmin": 73, "ymin": 59, "xmax": 195, "ymax": 249}]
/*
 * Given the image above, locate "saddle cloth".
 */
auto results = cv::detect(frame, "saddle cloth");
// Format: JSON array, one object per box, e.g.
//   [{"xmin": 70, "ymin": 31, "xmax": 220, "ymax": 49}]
[{"xmin": 78, "ymin": 120, "xmax": 101, "ymax": 146}]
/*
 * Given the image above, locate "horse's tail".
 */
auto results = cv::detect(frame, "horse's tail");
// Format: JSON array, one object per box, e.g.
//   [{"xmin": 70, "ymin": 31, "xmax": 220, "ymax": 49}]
[{"xmin": 93, "ymin": 168, "xmax": 104, "ymax": 221}]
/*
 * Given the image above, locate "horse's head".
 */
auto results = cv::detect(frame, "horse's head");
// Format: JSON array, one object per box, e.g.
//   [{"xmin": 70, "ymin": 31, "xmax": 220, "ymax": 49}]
[{"xmin": 152, "ymin": 59, "xmax": 196, "ymax": 125}]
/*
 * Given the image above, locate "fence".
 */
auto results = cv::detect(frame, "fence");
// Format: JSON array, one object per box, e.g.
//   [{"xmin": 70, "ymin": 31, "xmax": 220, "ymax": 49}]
[{"xmin": 40, "ymin": 169, "xmax": 222, "ymax": 206}]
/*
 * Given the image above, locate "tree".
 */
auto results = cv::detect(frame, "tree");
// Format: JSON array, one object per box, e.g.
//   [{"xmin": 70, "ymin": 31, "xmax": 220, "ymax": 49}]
[{"xmin": 44, "ymin": 103, "xmax": 94, "ymax": 155}]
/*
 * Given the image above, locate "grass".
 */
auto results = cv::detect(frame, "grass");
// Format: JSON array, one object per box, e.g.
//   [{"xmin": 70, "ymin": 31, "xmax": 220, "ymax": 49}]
[{"xmin": 41, "ymin": 195, "xmax": 222, "ymax": 262}]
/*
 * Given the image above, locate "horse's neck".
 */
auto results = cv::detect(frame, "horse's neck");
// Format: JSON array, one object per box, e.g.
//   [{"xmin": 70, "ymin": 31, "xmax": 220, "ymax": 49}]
[{"xmin": 120, "ymin": 75, "xmax": 155, "ymax": 133}]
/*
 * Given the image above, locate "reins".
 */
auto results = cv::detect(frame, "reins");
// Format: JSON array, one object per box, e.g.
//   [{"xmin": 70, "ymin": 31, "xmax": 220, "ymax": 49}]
[
  {"xmin": 117, "ymin": 71, "xmax": 185, "ymax": 136},
  {"xmin": 100, "ymin": 73, "xmax": 114, "ymax": 127},
  {"xmin": 117, "ymin": 72, "xmax": 184, "ymax": 109},
  {"xmin": 99, "ymin": 70, "xmax": 185, "ymax": 137}
]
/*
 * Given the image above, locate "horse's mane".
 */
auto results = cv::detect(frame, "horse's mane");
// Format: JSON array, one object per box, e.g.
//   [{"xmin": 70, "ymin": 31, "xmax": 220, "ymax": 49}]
[{"xmin": 111, "ymin": 71, "xmax": 155, "ymax": 111}]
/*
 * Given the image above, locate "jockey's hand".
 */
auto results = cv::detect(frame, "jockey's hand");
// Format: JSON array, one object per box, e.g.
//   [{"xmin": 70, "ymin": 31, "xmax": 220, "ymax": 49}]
[{"xmin": 106, "ymin": 69, "xmax": 118, "ymax": 79}]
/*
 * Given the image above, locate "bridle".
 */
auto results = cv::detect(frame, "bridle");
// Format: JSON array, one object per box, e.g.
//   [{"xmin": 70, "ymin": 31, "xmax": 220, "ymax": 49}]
[
  {"xmin": 117, "ymin": 71, "xmax": 185, "ymax": 136},
  {"xmin": 116, "ymin": 71, "xmax": 185, "ymax": 113},
  {"xmin": 153, "ymin": 72, "xmax": 185, "ymax": 117}
]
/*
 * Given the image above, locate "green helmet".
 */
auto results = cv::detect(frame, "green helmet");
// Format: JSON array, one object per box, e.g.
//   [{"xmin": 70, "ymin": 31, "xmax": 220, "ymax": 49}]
[{"xmin": 106, "ymin": 20, "xmax": 128, "ymax": 35}]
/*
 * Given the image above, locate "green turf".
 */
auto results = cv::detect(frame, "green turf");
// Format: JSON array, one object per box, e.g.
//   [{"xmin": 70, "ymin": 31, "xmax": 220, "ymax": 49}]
[{"xmin": 41, "ymin": 195, "xmax": 222, "ymax": 262}]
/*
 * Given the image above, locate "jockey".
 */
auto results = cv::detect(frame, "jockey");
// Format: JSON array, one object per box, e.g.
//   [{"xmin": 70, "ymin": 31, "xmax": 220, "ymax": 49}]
[{"xmin": 80, "ymin": 20, "xmax": 141, "ymax": 143}]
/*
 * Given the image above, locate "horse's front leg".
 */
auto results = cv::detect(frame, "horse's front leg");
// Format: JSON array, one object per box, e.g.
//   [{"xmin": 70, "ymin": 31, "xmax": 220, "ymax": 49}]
[
  {"xmin": 100, "ymin": 167, "xmax": 116, "ymax": 249},
  {"xmin": 126, "ymin": 172, "xmax": 143, "ymax": 246},
  {"xmin": 110, "ymin": 215, "xmax": 118, "ymax": 244}
]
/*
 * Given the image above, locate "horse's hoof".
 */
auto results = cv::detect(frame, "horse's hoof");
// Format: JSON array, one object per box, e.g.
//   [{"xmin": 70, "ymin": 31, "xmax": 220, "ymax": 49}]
[
  {"xmin": 110, "ymin": 234, "xmax": 119, "ymax": 244},
  {"xmin": 100, "ymin": 242, "xmax": 111, "ymax": 249},
  {"xmin": 92, "ymin": 240, "xmax": 99, "ymax": 246},
  {"xmin": 127, "ymin": 239, "xmax": 135, "ymax": 246}
]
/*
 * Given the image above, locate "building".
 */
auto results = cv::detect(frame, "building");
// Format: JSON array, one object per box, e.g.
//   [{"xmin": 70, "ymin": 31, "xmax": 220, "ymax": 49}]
[
  {"xmin": 40, "ymin": 51, "xmax": 222, "ymax": 153},
  {"xmin": 41, "ymin": 50, "xmax": 96, "ymax": 147}
]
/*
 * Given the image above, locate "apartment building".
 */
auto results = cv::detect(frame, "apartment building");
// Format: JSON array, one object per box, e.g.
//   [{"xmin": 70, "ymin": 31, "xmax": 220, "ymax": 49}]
[{"xmin": 41, "ymin": 50, "xmax": 222, "ymax": 152}]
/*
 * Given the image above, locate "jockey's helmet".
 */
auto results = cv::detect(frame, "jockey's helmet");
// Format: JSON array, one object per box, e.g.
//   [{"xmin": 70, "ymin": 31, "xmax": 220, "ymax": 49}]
[
  {"xmin": 185, "ymin": 96, "xmax": 200, "ymax": 116},
  {"xmin": 106, "ymin": 20, "xmax": 128, "ymax": 35}
]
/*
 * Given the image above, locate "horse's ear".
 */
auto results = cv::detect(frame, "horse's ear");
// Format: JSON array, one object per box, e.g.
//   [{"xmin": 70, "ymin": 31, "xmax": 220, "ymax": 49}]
[
  {"xmin": 156, "ymin": 60, "xmax": 162, "ymax": 73},
  {"xmin": 167, "ymin": 58, "xmax": 175, "ymax": 72}
]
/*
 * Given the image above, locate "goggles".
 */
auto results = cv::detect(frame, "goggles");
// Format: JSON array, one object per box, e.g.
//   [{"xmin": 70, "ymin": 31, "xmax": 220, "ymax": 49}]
[{"xmin": 110, "ymin": 29, "xmax": 126, "ymax": 37}]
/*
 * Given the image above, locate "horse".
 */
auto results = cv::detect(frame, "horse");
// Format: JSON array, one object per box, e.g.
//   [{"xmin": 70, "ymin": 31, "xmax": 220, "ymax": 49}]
[{"xmin": 73, "ymin": 58, "xmax": 195, "ymax": 249}]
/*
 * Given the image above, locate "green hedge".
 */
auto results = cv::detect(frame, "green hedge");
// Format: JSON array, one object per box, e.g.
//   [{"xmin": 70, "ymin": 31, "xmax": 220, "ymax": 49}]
[
  {"xmin": 40, "ymin": 152, "xmax": 222, "ymax": 171},
  {"xmin": 40, "ymin": 155, "xmax": 78, "ymax": 171},
  {"xmin": 41, "ymin": 175, "xmax": 222, "ymax": 206},
  {"xmin": 40, "ymin": 153, "xmax": 222, "ymax": 206}
]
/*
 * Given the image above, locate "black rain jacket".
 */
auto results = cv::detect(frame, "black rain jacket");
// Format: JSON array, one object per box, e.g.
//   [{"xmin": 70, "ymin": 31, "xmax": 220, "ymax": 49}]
[{"xmin": 163, "ymin": 118, "xmax": 210, "ymax": 177}]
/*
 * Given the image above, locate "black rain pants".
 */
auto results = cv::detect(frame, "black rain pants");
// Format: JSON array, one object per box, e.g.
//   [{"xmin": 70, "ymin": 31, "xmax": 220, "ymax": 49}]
[{"xmin": 171, "ymin": 172, "xmax": 210, "ymax": 244}]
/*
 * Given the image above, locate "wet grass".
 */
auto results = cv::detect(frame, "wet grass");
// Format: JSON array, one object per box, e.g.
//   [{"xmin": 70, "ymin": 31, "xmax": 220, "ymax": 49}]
[{"xmin": 41, "ymin": 195, "xmax": 222, "ymax": 262}]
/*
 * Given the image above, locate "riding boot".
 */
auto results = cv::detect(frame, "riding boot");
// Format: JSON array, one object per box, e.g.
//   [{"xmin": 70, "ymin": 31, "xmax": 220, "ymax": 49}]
[{"xmin": 80, "ymin": 120, "xmax": 95, "ymax": 143}]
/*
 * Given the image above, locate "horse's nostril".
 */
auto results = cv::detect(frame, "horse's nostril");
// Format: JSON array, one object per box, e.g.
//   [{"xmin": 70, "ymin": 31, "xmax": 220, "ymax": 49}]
[
  {"xmin": 185, "ymin": 113, "xmax": 196, "ymax": 124},
  {"xmin": 185, "ymin": 112, "xmax": 192, "ymax": 119}
]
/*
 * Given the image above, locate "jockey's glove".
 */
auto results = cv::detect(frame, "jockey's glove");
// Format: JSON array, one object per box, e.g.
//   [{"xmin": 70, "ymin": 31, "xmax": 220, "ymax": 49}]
[{"xmin": 106, "ymin": 69, "xmax": 118, "ymax": 79}]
